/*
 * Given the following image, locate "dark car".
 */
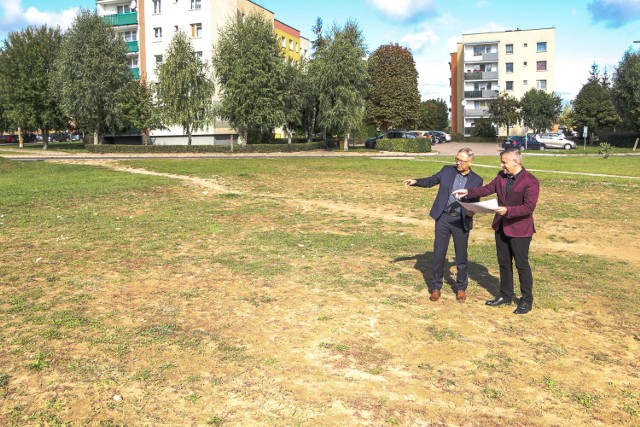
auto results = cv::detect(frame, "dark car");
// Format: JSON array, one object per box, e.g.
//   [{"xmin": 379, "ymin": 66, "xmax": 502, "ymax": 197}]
[
  {"xmin": 22, "ymin": 133, "xmax": 37, "ymax": 142},
  {"xmin": 365, "ymin": 133, "xmax": 384, "ymax": 148},
  {"xmin": 501, "ymin": 135, "xmax": 543, "ymax": 151},
  {"xmin": 365, "ymin": 131, "xmax": 416, "ymax": 149},
  {"xmin": 49, "ymin": 132, "xmax": 71, "ymax": 142},
  {"xmin": 425, "ymin": 131, "xmax": 446, "ymax": 144}
]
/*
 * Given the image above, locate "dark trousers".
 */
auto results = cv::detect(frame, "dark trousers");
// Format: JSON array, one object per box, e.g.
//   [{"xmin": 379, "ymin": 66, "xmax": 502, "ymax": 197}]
[
  {"xmin": 432, "ymin": 214, "xmax": 469, "ymax": 291},
  {"xmin": 495, "ymin": 228, "xmax": 533, "ymax": 303}
]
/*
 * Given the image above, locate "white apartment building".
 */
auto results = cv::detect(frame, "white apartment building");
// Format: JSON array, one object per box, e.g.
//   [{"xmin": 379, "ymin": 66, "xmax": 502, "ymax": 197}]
[
  {"xmin": 450, "ymin": 27, "xmax": 556, "ymax": 137},
  {"xmin": 96, "ymin": 0, "xmax": 309, "ymax": 144}
]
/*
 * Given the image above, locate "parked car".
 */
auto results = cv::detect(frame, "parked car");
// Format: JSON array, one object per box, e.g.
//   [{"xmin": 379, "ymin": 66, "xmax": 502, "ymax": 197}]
[
  {"xmin": 365, "ymin": 133, "xmax": 384, "ymax": 148},
  {"xmin": 425, "ymin": 130, "xmax": 446, "ymax": 144},
  {"xmin": 49, "ymin": 132, "xmax": 71, "ymax": 142},
  {"xmin": 502, "ymin": 135, "xmax": 542, "ymax": 151},
  {"xmin": 366, "ymin": 130, "xmax": 416, "ymax": 149},
  {"xmin": 0, "ymin": 134, "xmax": 15, "ymax": 143},
  {"xmin": 535, "ymin": 133, "xmax": 576, "ymax": 150},
  {"xmin": 432, "ymin": 130, "xmax": 452, "ymax": 142},
  {"xmin": 22, "ymin": 133, "xmax": 37, "ymax": 142},
  {"xmin": 71, "ymin": 131, "xmax": 84, "ymax": 141}
]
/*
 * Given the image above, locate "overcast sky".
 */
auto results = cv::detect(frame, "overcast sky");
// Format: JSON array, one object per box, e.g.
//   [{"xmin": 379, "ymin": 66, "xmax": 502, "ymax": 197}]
[{"xmin": 2, "ymin": 0, "xmax": 640, "ymax": 105}]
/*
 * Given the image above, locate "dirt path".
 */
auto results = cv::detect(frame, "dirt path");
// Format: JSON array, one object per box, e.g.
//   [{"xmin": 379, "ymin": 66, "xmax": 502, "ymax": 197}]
[{"xmin": 70, "ymin": 160, "xmax": 640, "ymax": 267}]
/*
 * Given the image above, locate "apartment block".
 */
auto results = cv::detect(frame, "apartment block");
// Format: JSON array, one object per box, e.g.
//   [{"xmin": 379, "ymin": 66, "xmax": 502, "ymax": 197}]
[
  {"xmin": 96, "ymin": 0, "xmax": 309, "ymax": 144},
  {"xmin": 450, "ymin": 27, "xmax": 555, "ymax": 137}
]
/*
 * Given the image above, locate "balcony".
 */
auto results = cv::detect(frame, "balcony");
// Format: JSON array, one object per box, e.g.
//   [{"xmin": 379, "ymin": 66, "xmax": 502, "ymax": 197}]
[
  {"xmin": 464, "ymin": 71, "xmax": 499, "ymax": 81},
  {"xmin": 102, "ymin": 12, "xmax": 138, "ymax": 27},
  {"xmin": 130, "ymin": 67, "xmax": 140, "ymax": 79},
  {"xmin": 464, "ymin": 89, "xmax": 499, "ymax": 99},
  {"xmin": 126, "ymin": 41, "xmax": 139, "ymax": 53},
  {"xmin": 464, "ymin": 109, "xmax": 491, "ymax": 118}
]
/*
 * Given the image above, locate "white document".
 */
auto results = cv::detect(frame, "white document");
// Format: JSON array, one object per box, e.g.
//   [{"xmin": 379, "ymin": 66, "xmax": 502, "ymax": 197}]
[{"xmin": 457, "ymin": 198, "xmax": 499, "ymax": 214}]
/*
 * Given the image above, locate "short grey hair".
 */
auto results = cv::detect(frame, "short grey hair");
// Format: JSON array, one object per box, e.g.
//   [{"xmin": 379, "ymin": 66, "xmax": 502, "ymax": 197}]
[
  {"xmin": 500, "ymin": 147, "xmax": 522, "ymax": 164},
  {"xmin": 458, "ymin": 147, "xmax": 475, "ymax": 160}
]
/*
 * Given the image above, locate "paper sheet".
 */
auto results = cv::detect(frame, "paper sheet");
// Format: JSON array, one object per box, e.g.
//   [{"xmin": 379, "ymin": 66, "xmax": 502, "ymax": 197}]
[{"xmin": 457, "ymin": 198, "xmax": 499, "ymax": 214}]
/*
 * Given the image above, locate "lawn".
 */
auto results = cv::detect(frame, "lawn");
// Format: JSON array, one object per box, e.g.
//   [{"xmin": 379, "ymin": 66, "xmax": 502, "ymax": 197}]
[{"xmin": 0, "ymin": 155, "xmax": 638, "ymax": 425}]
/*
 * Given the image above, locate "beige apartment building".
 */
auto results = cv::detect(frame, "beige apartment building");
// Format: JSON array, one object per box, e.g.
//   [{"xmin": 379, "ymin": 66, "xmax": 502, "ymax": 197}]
[{"xmin": 450, "ymin": 27, "xmax": 555, "ymax": 137}]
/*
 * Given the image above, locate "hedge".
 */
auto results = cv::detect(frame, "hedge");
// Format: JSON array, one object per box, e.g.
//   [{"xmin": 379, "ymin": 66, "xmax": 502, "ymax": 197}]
[
  {"xmin": 375, "ymin": 137, "xmax": 431, "ymax": 153},
  {"xmin": 84, "ymin": 140, "xmax": 331, "ymax": 154}
]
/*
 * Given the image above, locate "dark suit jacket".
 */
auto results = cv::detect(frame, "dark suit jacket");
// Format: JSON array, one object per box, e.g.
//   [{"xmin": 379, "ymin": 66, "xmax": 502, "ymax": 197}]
[
  {"xmin": 466, "ymin": 168, "xmax": 540, "ymax": 237},
  {"xmin": 413, "ymin": 165, "xmax": 483, "ymax": 231}
]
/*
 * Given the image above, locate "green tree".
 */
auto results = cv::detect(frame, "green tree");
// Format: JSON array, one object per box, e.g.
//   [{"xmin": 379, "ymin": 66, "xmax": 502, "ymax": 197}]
[
  {"xmin": 557, "ymin": 103, "xmax": 576, "ymax": 131},
  {"xmin": 520, "ymin": 88, "xmax": 562, "ymax": 135},
  {"xmin": 156, "ymin": 30, "xmax": 215, "ymax": 145},
  {"xmin": 311, "ymin": 19, "xmax": 368, "ymax": 149},
  {"xmin": 612, "ymin": 48, "xmax": 640, "ymax": 132},
  {"xmin": 471, "ymin": 118, "xmax": 496, "ymax": 137},
  {"xmin": 130, "ymin": 77, "xmax": 163, "ymax": 145},
  {"xmin": 282, "ymin": 58, "xmax": 305, "ymax": 143},
  {"xmin": 55, "ymin": 9, "xmax": 133, "ymax": 144},
  {"xmin": 212, "ymin": 12, "xmax": 285, "ymax": 145},
  {"xmin": 417, "ymin": 99, "xmax": 448, "ymax": 130},
  {"xmin": 0, "ymin": 25, "xmax": 65, "ymax": 149},
  {"xmin": 487, "ymin": 92, "xmax": 521, "ymax": 137},
  {"xmin": 573, "ymin": 63, "xmax": 619, "ymax": 140},
  {"xmin": 365, "ymin": 44, "xmax": 420, "ymax": 131}
]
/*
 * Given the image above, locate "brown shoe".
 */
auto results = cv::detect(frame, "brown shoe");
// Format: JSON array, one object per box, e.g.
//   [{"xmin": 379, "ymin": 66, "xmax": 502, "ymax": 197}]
[
  {"xmin": 429, "ymin": 289, "xmax": 441, "ymax": 301},
  {"xmin": 456, "ymin": 290, "xmax": 466, "ymax": 302}
]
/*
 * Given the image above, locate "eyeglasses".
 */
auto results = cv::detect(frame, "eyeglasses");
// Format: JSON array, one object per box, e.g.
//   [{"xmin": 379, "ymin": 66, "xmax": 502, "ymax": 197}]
[{"xmin": 454, "ymin": 157, "xmax": 470, "ymax": 163}]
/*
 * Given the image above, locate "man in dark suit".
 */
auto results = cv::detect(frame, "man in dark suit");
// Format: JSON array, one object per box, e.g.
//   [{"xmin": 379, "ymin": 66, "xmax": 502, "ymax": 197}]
[
  {"xmin": 403, "ymin": 148, "xmax": 483, "ymax": 302},
  {"xmin": 453, "ymin": 148, "xmax": 540, "ymax": 314}
]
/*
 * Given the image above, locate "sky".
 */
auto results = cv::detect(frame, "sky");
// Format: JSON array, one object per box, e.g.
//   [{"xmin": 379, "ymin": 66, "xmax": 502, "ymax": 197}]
[{"xmin": 1, "ymin": 0, "xmax": 640, "ymax": 106}]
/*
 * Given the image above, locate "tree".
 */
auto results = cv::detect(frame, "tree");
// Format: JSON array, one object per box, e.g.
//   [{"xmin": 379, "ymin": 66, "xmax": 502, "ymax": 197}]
[
  {"xmin": 281, "ymin": 58, "xmax": 305, "ymax": 144},
  {"xmin": 471, "ymin": 118, "xmax": 496, "ymax": 137},
  {"xmin": 0, "ymin": 25, "xmax": 65, "ymax": 149},
  {"xmin": 212, "ymin": 12, "xmax": 285, "ymax": 145},
  {"xmin": 417, "ymin": 99, "xmax": 448, "ymax": 130},
  {"xmin": 310, "ymin": 19, "xmax": 368, "ymax": 149},
  {"xmin": 520, "ymin": 88, "xmax": 562, "ymax": 135},
  {"xmin": 557, "ymin": 103, "xmax": 576, "ymax": 131},
  {"xmin": 365, "ymin": 44, "xmax": 420, "ymax": 131},
  {"xmin": 573, "ymin": 63, "xmax": 619, "ymax": 140},
  {"xmin": 612, "ymin": 48, "xmax": 640, "ymax": 132},
  {"xmin": 55, "ymin": 9, "xmax": 133, "ymax": 144},
  {"xmin": 129, "ymin": 77, "xmax": 163, "ymax": 145},
  {"xmin": 156, "ymin": 31, "xmax": 215, "ymax": 145},
  {"xmin": 487, "ymin": 92, "xmax": 521, "ymax": 137}
]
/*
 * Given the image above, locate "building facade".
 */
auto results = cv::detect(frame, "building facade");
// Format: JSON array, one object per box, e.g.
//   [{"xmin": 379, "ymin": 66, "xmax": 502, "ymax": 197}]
[
  {"xmin": 96, "ymin": 0, "xmax": 308, "ymax": 145},
  {"xmin": 450, "ymin": 27, "xmax": 555, "ymax": 137}
]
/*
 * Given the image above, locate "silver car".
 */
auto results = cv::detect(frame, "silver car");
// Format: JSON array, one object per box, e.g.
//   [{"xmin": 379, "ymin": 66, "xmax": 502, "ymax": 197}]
[{"xmin": 535, "ymin": 133, "xmax": 576, "ymax": 150}]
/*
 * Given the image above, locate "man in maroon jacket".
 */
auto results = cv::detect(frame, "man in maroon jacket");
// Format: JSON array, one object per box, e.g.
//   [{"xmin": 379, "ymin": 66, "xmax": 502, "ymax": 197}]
[{"xmin": 453, "ymin": 148, "xmax": 540, "ymax": 314}]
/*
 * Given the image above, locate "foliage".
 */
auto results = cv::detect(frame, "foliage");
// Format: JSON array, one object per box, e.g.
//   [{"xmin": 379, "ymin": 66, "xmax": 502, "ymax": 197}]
[
  {"xmin": 597, "ymin": 142, "xmax": 613, "ymax": 158},
  {"xmin": 129, "ymin": 77, "xmax": 163, "ymax": 145},
  {"xmin": 417, "ymin": 99, "xmax": 448, "ymax": 131},
  {"xmin": 520, "ymin": 88, "xmax": 562, "ymax": 135},
  {"xmin": 487, "ymin": 92, "xmax": 521, "ymax": 136},
  {"xmin": 573, "ymin": 63, "xmax": 619, "ymax": 138},
  {"xmin": 156, "ymin": 30, "xmax": 215, "ymax": 145},
  {"xmin": 84, "ymin": 140, "xmax": 331, "ymax": 153},
  {"xmin": 282, "ymin": 59, "xmax": 306, "ymax": 143},
  {"xmin": 365, "ymin": 44, "xmax": 420, "ymax": 131},
  {"xmin": 54, "ymin": 9, "xmax": 134, "ymax": 144},
  {"xmin": 212, "ymin": 12, "xmax": 286, "ymax": 145},
  {"xmin": 612, "ymin": 48, "xmax": 640, "ymax": 132},
  {"xmin": 310, "ymin": 19, "xmax": 368, "ymax": 146},
  {"xmin": 557, "ymin": 103, "xmax": 576, "ymax": 131},
  {"xmin": 0, "ymin": 25, "xmax": 65, "ymax": 148},
  {"xmin": 471, "ymin": 118, "xmax": 496, "ymax": 137},
  {"xmin": 375, "ymin": 137, "xmax": 431, "ymax": 152}
]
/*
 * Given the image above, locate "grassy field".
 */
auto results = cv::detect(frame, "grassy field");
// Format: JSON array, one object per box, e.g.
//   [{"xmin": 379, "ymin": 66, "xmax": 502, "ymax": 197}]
[{"xmin": 0, "ymin": 155, "xmax": 639, "ymax": 426}]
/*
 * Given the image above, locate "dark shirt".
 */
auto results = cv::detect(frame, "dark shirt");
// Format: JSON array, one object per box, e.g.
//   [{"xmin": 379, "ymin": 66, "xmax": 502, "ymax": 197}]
[
  {"xmin": 446, "ymin": 172, "xmax": 468, "ymax": 213},
  {"xmin": 505, "ymin": 170, "xmax": 521, "ymax": 194}
]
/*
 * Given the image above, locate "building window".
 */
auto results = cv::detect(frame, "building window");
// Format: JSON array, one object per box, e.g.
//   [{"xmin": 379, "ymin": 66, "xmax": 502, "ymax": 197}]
[
  {"xmin": 536, "ymin": 79, "xmax": 547, "ymax": 90},
  {"xmin": 122, "ymin": 30, "xmax": 137, "ymax": 42},
  {"xmin": 128, "ymin": 57, "xmax": 138, "ymax": 68},
  {"xmin": 295, "ymin": 42, "xmax": 299, "ymax": 53},
  {"xmin": 537, "ymin": 42, "xmax": 547, "ymax": 52},
  {"xmin": 506, "ymin": 62, "xmax": 513, "ymax": 73},
  {"xmin": 154, "ymin": 27, "xmax": 162, "ymax": 40},
  {"xmin": 191, "ymin": 0, "xmax": 201, "ymax": 9},
  {"xmin": 473, "ymin": 45, "xmax": 490, "ymax": 56},
  {"xmin": 506, "ymin": 81, "xmax": 513, "ymax": 91},
  {"xmin": 153, "ymin": 0, "xmax": 161, "ymax": 14},
  {"xmin": 174, "ymin": 25, "xmax": 179, "ymax": 32},
  {"xmin": 537, "ymin": 61, "xmax": 547, "ymax": 71},
  {"xmin": 117, "ymin": 5, "xmax": 131, "ymax": 14},
  {"xmin": 505, "ymin": 44, "xmax": 513, "ymax": 54},
  {"xmin": 289, "ymin": 39, "xmax": 293, "ymax": 50},
  {"xmin": 155, "ymin": 55, "xmax": 163, "ymax": 66},
  {"xmin": 191, "ymin": 23, "xmax": 202, "ymax": 38},
  {"xmin": 523, "ymin": 80, "xmax": 528, "ymax": 85},
  {"xmin": 523, "ymin": 43, "xmax": 528, "ymax": 47},
  {"xmin": 281, "ymin": 36, "xmax": 286, "ymax": 48},
  {"xmin": 523, "ymin": 61, "xmax": 528, "ymax": 67},
  {"xmin": 195, "ymin": 51, "xmax": 202, "ymax": 61}
]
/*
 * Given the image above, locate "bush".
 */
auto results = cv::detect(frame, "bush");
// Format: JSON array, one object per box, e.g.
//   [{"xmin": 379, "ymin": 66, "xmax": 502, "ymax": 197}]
[
  {"xmin": 471, "ymin": 118, "xmax": 497, "ymax": 137},
  {"xmin": 84, "ymin": 141, "xmax": 331, "ymax": 154},
  {"xmin": 595, "ymin": 131, "xmax": 638, "ymax": 148},
  {"xmin": 375, "ymin": 137, "xmax": 431, "ymax": 153}
]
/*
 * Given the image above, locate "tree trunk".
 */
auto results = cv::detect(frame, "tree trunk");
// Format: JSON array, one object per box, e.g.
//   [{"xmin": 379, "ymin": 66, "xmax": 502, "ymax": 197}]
[
  {"xmin": 43, "ymin": 131, "xmax": 49, "ymax": 150},
  {"xmin": 286, "ymin": 126, "xmax": 292, "ymax": 144},
  {"xmin": 18, "ymin": 126, "xmax": 23, "ymax": 149},
  {"xmin": 143, "ymin": 128, "xmax": 151, "ymax": 145},
  {"xmin": 343, "ymin": 132, "xmax": 349, "ymax": 151},
  {"xmin": 93, "ymin": 131, "xmax": 100, "ymax": 145},
  {"xmin": 187, "ymin": 129, "xmax": 192, "ymax": 145}
]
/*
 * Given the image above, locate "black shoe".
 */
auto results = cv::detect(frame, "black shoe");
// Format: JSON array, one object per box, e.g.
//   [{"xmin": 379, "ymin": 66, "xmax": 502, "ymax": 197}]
[
  {"xmin": 485, "ymin": 296, "xmax": 512, "ymax": 306},
  {"xmin": 513, "ymin": 301, "xmax": 532, "ymax": 315}
]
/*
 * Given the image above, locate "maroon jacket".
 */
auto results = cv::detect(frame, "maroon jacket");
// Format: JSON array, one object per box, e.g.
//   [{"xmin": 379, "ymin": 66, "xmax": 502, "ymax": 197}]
[{"xmin": 466, "ymin": 168, "xmax": 539, "ymax": 238}]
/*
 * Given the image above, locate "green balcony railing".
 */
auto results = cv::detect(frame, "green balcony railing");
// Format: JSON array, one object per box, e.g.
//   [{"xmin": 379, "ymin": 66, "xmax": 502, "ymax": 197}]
[
  {"xmin": 464, "ymin": 72, "xmax": 482, "ymax": 80},
  {"xmin": 130, "ymin": 67, "xmax": 140, "ymax": 79},
  {"xmin": 102, "ymin": 12, "xmax": 138, "ymax": 27},
  {"xmin": 126, "ymin": 41, "xmax": 139, "ymax": 53}
]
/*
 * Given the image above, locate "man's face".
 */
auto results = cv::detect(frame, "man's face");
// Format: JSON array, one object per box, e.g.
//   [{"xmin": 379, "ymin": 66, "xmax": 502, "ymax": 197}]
[
  {"xmin": 500, "ymin": 153, "xmax": 519, "ymax": 175},
  {"xmin": 454, "ymin": 152, "xmax": 472, "ymax": 174}
]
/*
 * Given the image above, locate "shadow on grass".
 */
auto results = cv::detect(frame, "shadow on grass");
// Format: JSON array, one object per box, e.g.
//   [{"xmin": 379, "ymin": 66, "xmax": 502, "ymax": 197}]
[{"xmin": 392, "ymin": 252, "xmax": 500, "ymax": 297}]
